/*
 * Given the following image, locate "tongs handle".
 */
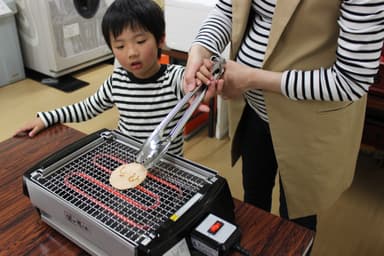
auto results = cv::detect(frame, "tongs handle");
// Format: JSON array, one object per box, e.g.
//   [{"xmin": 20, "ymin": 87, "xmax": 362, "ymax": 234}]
[
  {"xmin": 136, "ymin": 56, "xmax": 225, "ymax": 168},
  {"xmin": 168, "ymin": 84, "xmax": 207, "ymax": 141},
  {"xmin": 159, "ymin": 55, "xmax": 226, "ymax": 142}
]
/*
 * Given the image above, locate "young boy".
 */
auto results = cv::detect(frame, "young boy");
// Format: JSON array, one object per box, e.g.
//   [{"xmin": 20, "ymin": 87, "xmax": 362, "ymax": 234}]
[{"xmin": 14, "ymin": 0, "xmax": 187, "ymax": 156}]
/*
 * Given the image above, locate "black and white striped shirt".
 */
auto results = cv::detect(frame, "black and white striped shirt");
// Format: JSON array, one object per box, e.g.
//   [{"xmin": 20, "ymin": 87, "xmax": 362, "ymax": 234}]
[
  {"xmin": 194, "ymin": 0, "xmax": 384, "ymax": 122},
  {"xmin": 38, "ymin": 64, "xmax": 187, "ymax": 155}
]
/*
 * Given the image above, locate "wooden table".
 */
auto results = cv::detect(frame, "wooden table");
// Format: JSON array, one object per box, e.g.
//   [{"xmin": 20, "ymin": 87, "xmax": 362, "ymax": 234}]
[{"xmin": 0, "ymin": 124, "xmax": 314, "ymax": 255}]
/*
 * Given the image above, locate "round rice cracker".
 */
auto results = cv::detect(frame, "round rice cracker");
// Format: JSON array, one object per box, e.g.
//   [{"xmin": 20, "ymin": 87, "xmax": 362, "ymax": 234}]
[{"xmin": 109, "ymin": 163, "xmax": 148, "ymax": 190}]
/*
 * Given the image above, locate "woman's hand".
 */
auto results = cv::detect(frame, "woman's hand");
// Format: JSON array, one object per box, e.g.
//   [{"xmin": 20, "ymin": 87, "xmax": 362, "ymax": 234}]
[
  {"xmin": 184, "ymin": 45, "xmax": 214, "ymax": 112},
  {"xmin": 217, "ymin": 60, "xmax": 251, "ymax": 99},
  {"xmin": 216, "ymin": 60, "xmax": 283, "ymax": 99}
]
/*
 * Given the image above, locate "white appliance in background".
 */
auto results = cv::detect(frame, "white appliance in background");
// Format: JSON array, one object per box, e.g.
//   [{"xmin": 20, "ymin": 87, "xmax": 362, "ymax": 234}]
[
  {"xmin": 0, "ymin": 0, "xmax": 25, "ymax": 87},
  {"xmin": 14, "ymin": 0, "xmax": 114, "ymax": 78},
  {"xmin": 164, "ymin": 0, "xmax": 229, "ymax": 139},
  {"xmin": 165, "ymin": 0, "xmax": 218, "ymax": 53}
]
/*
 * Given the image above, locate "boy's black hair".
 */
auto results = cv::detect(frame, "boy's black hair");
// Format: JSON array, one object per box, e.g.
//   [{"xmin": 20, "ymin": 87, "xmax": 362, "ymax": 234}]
[{"xmin": 101, "ymin": 0, "xmax": 165, "ymax": 52}]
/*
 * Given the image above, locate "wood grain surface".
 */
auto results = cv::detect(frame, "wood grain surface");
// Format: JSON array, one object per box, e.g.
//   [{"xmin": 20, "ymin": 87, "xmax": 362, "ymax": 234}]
[{"xmin": 0, "ymin": 124, "xmax": 313, "ymax": 255}]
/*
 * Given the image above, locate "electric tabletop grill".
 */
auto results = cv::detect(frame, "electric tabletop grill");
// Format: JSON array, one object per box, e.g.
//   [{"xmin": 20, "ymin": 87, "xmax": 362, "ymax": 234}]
[{"xmin": 22, "ymin": 129, "xmax": 235, "ymax": 256}]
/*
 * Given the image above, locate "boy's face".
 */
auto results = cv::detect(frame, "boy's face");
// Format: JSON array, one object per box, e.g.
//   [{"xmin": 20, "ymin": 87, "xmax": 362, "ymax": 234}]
[{"xmin": 111, "ymin": 27, "xmax": 165, "ymax": 79}]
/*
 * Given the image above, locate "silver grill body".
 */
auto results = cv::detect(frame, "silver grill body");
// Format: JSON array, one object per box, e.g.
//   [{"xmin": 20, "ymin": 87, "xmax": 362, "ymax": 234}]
[{"xmin": 23, "ymin": 129, "xmax": 234, "ymax": 256}]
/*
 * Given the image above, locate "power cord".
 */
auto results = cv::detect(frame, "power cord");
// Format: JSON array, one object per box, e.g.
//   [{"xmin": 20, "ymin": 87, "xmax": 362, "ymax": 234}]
[{"xmin": 233, "ymin": 243, "xmax": 251, "ymax": 256}]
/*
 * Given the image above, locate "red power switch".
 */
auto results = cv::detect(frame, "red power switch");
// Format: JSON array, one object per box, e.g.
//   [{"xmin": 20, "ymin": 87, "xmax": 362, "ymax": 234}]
[{"xmin": 208, "ymin": 220, "xmax": 223, "ymax": 234}]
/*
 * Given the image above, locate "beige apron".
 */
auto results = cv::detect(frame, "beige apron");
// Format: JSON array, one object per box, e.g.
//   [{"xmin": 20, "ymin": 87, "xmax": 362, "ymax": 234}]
[{"xmin": 229, "ymin": 0, "xmax": 366, "ymax": 218}]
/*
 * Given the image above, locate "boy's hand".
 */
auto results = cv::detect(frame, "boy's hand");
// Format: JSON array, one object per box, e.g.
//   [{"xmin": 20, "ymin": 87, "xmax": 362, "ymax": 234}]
[
  {"xmin": 14, "ymin": 117, "xmax": 46, "ymax": 137},
  {"xmin": 185, "ymin": 56, "xmax": 225, "ymax": 112},
  {"xmin": 195, "ymin": 57, "xmax": 225, "ymax": 100}
]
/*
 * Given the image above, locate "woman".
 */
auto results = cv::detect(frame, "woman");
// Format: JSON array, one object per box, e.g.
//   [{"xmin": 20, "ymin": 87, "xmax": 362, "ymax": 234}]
[{"xmin": 184, "ymin": 0, "xmax": 384, "ymax": 231}]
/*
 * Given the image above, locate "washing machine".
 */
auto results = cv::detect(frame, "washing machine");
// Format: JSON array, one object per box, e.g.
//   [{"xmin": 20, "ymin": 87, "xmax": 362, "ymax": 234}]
[
  {"xmin": 0, "ymin": 0, "xmax": 25, "ymax": 87},
  {"xmin": 15, "ymin": 0, "xmax": 114, "ymax": 78}
]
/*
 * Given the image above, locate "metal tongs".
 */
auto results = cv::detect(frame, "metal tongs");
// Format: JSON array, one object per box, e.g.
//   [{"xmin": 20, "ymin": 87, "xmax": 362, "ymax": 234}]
[{"xmin": 136, "ymin": 55, "xmax": 226, "ymax": 169}]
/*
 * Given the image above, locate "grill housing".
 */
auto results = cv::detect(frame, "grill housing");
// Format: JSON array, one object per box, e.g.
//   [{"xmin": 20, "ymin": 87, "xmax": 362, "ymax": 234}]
[{"xmin": 23, "ymin": 129, "xmax": 234, "ymax": 255}]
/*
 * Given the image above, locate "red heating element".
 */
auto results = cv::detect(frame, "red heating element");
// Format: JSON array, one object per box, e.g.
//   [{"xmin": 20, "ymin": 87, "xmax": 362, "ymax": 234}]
[{"xmin": 63, "ymin": 153, "xmax": 183, "ymax": 230}]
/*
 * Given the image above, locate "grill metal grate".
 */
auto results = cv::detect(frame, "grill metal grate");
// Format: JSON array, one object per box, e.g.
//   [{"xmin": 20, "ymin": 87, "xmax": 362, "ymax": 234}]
[{"xmin": 32, "ymin": 139, "xmax": 209, "ymax": 243}]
